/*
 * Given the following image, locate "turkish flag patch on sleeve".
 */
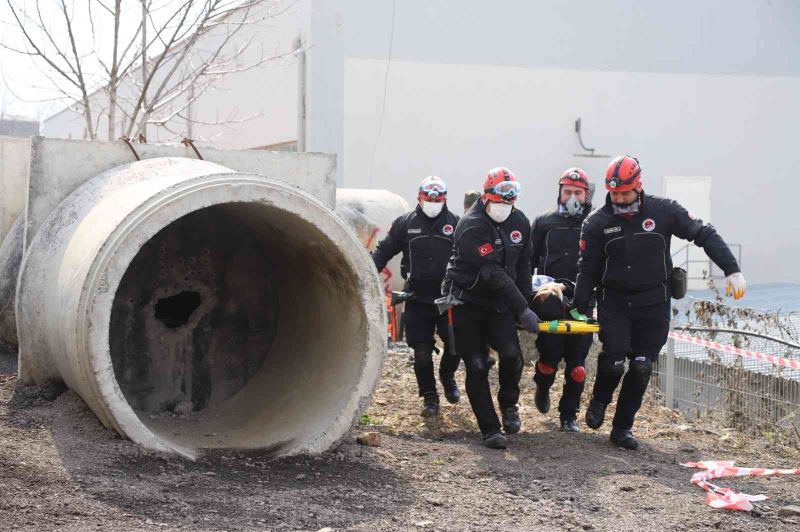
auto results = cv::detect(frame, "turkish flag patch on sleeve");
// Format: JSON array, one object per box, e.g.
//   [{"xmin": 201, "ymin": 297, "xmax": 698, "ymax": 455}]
[
  {"xmin": 478, "ymin": 243, "xmax": 494, "ymax": 256},
  {"xmin": 579, "ymin": 239, "xmax": 586, "ymax": 252}
]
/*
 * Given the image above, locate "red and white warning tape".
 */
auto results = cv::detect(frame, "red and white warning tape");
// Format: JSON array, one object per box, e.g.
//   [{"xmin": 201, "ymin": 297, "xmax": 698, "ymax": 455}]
[
  {"xmin": 682, "ymin": 461, "xmax": 800, "ymax": 511},
  {"xmin": 668, "ymin": 331, "xmax": 800, "ymax": 370}
]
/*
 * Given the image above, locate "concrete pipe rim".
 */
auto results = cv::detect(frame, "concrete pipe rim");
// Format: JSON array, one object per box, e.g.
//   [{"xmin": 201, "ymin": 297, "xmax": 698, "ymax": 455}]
[{"xmin": 77, "ymin": 173, "xmax": 385, "ymax": 459}]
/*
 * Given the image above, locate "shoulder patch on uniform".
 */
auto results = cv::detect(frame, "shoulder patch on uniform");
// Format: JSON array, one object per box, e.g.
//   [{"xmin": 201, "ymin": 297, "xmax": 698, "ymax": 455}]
[
  {"xmin": 478, "ymin": 243, "xmax": 494, "ymax": 256},
  {"xmin": 407, "ymin": 228, "xmax": 422, "ymax": 234},
  {"xmin": 604, "ymin": 226, "xmax": 622, "ymax": 234},
  {"xmin": 642, "ymin": 219, "xmax": 656, "ymax": 232},
  {"xmin": 579, "ymin": 239, "xmax": 586, "ymax": 252},
  {"xmin": 510, "ymin": 230, "xmax": 523, "ymax": 244},
  {"xmin": 442, "ymin": 224, "xmax": 454, "ymax": 236}
]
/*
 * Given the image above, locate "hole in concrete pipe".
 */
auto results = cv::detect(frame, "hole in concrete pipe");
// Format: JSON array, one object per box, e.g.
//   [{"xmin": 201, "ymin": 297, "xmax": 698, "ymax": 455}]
[
  {"xmin": 154, "ymin": 291, "xmax": 202, "ymax": 328},
  {"xmin": 109, "ymin": 202, "xmax": 367, "ymax": 455}
]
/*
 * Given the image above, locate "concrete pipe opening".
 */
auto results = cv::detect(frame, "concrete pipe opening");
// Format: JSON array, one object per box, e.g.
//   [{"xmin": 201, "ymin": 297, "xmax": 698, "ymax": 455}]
[{"xmin": 16, "ymin": 158, "xmax": 385, "ymax": 458}]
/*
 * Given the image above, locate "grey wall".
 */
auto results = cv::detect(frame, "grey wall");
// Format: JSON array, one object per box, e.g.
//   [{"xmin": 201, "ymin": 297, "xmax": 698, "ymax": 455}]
[
  {"xmin": 0, "ymin": 118, "xmax": 38, "ymax": 137},
  {"xmin": 308, "ymin": 0, "xmax": 800, "ymax": 284},
  {"xmin": 308, "ymin": 1, "xmax": 345, "ymax": 184},
  {"xmin": 342, "ymin": 0, "xmax": 799, "ymax": 76},
  {"xmin": 0, "ymin": 136, "xmax": 30, "ymax": 242}
]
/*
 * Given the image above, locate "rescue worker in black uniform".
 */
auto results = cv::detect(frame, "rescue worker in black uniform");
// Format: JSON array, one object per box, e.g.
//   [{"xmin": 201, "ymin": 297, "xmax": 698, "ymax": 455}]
[
  {"xmin": 464, "ymin": 190, "xmax": 482, "ymax": 212},
  {"xmin": 573, "ymin": 155, "xmax": 747, "ymax": 449},
  {"xmin": 442, "ymin": 167, "xmax": 541, "ymax": 449},
  {"xmin": 530, "ymin": 168, "xmax": 594, "ymax": 433},
  {"xmin": 372, "ymin": 176, "xmax": 462, "ymax": 417}
]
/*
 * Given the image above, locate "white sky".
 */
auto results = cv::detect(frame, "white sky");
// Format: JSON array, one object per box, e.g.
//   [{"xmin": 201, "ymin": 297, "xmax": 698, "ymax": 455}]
[
  {"xmin": 1, "ymin": 1, "xmax": 103, "ymax": 118},
  {"xmin": 0, "ymin": 0, "xmax": 233, "ymax": 120}
]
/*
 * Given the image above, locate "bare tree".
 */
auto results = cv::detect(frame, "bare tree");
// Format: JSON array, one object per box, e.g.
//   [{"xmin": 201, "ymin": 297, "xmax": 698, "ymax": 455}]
[{"xmin": 2, "ymin": 0, "xmax": 295, "ymax": 141}]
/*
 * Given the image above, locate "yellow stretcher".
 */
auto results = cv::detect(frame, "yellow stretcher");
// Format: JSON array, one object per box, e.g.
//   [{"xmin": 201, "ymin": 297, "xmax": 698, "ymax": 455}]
[{"xmin": 537, "ymin": 320, "xmax": 600, "ymax": 334}]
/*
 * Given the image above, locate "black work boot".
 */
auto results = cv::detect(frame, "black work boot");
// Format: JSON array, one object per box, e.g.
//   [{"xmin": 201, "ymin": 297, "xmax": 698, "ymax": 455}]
[
  {"xmin": 610, "ymin": 428, "xmax": 639, "ymax": 450},
  {"xmin": 420, "ymin": 394, "xmax": 440, "ymax": 418},
  {"xmin": 441, "ymin": 373, "xmax": 460, "ymax": 404},
  {"xmin": 501, "ymin": 406, "xmax": 521, "ymax": 435},
  {"xmin": 560, "ymin": 417, "xmax": 580, "ymax": 433},
  {"xmin": 585, "ymin": 398, "xmax": 607, "ymax": 430},
  {"xmin": 534, "ymin": 382, "xmax": 551, "ymax": 414},
  {"xmin": 483, "ymin": 431, "xmax": 508, "ymax": 449}
]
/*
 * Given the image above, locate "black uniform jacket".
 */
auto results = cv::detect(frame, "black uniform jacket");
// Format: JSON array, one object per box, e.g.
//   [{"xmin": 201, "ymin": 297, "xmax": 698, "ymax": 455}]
[
  {"xmin": 574, "ymin": 192, "xmax": 740, "ymax": 312},
  {"xmin": 372, "ymin": 204, "xmax": 460, "ymax": 303},
  {"xmin": 442, "ymin": 199, "xmax": 532, "ymax": 315},
  {"xmin": 530, "ymin": 206, "xmax": 590, "ymax": 282}
]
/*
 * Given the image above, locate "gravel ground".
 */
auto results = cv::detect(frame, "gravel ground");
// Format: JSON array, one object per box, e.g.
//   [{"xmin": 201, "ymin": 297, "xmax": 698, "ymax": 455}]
[{"xmin": 1, "ymin": 345, "xmax": 798, "ymax": 531}]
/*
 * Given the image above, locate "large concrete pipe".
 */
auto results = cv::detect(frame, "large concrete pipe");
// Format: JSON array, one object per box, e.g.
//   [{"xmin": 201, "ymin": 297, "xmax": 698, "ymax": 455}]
[
  {"xmin": 335, "ymin": 189, "xmax": 410, "ymax": 292},
  {"xmin": 16, "ymin": 157, "xmax": 385, "ymax": 459}
]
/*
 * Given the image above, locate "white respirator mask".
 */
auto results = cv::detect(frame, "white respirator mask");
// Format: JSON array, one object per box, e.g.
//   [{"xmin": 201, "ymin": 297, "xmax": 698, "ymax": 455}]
[
  {"xmin": 487, "ymin": 202, "xmax": 513, "ymax": 223},
  {"xmin": 421, "ymin": 201, "xmax": 444, "ymax": 218}
]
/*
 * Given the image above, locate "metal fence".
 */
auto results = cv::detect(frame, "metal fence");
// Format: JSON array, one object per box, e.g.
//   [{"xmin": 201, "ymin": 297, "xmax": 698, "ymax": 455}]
[
  {"xmin": 650, "ymin": 313, "xmax": 800, "ymax": 444},
  {"xmin": 517, "ymin": 295, "xmax": 800, "ymax": 443}
]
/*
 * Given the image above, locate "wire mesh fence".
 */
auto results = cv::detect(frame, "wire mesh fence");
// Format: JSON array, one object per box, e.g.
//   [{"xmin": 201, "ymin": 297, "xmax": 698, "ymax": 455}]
[
  {"xmin": 651, "ymin": 308, "xmax": 800, "ymax": 446},
  {"xmin": 504, "ymin": 289, "xmax": 800, "ymax": 445}
]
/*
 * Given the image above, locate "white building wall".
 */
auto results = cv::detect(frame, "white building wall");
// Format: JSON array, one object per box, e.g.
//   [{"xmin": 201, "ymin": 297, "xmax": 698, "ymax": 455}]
[
  {"xmin": 311, "ymin": 0, "xmax": 800, "ymax": 285},
  {"xmin": 341, "ymin": 59, "xmax": 800, "ymax": 284}
]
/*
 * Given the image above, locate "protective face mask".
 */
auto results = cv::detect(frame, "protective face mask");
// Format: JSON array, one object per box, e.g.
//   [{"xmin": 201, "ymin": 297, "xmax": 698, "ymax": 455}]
[
  {"xmin": 612, "ymin": 199, "xmax": 640, "ymax": 217},
  {"xmin": 487, "ymin": 202, "xmax": 513, "ymax": 223},
  {"xmin": 559, "ymin": 195, "xmax": 586, "ymax": 217},
  {"xmin": 421, "ymin": 201, "xmax": 444, "ymax": 218}
]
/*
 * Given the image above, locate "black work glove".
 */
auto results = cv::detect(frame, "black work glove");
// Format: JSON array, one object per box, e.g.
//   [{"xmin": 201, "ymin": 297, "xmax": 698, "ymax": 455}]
[{"xmin": 518, "ymin": 308, "xmax": 541, "ymax": 333}]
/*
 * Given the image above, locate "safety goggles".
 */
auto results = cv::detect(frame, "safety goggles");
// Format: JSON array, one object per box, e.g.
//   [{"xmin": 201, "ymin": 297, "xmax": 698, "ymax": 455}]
[
  {"xmin": 484, "ymin": 180, "xmax": 521, "ymax": 202},
  {"xmin": 419, "ymin": 181, "xmax": 447, "ymax": 199}
]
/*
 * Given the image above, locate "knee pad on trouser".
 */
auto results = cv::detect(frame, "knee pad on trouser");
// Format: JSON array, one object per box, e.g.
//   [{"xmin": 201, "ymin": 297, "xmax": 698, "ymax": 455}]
[
  {"xmin": 568, "ymin": 365, "xmax": 586, "ymax": 383},
  {"xmin": 496, "ymin": 344, "xmax": 523, "ymax": 409},
  {"xmin": 559, "ymin": 365, "xmax": 586, "ymax": 418},
  {"xmin": 413, "ymin": 345, "xmax": 434, "ymax": 359},
  {"xmin": 412, "ymin": 345, "xmax": 436, "ymax": 397},
  {"xmin": 464, "ymin": 354, "xmax": 490, "ymax": 379},
  {"xmin": 533, "ymin": 360, "xmax": 557, "ymax": 387},
  {"xmin": 627, "ymin": 357, "xmax": 653, "ymax": 384},
  {"xmin": 613, "ymin": 357, "xmax": 653, "ymax": 431},
  {"xmin": 592, "ymin": 353, "xmax": 626, "ymax": 405}
]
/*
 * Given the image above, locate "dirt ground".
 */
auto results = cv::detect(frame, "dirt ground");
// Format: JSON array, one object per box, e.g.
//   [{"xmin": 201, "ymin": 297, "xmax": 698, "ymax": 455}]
[{"xmin": 1, "ymin": 345, "xmax": 799, "ymax": 532}]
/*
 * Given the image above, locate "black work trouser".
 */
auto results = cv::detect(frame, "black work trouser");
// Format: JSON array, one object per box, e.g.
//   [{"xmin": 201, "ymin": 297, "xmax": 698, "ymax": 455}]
[
  {"xmin": 593, "ymin": 296, "xmax": 670, "ymax": 432},
  {"xmin": 533, "ymin": 331, "xmax": 593, "ymax": 420},
  {"xmin": 453, "ymin": 302, "xmax": 523, "ymax": 436},
  {"xmin": 405, "ymin": 300, "xmax": 461, "ymax": 399}
]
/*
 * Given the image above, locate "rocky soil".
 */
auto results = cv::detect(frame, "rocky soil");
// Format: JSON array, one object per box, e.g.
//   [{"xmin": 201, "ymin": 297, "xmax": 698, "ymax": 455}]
[{"xmin": 1, "ymin": 346, "xmax": 798, "ymax": 531}]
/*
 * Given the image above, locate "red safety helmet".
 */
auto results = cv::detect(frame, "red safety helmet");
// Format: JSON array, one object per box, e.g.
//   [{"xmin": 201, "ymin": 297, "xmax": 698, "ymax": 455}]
[
  {"xmin": 483, "ymin": 167, "xmax": 521, "ymax": 204},
  {"xmin": 558, "ymin": 167, "xmax": 590, "ymax": 190},
  {"xmin": 605, "ymin": 156, "xmax": 641, "ymax": 192}
]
